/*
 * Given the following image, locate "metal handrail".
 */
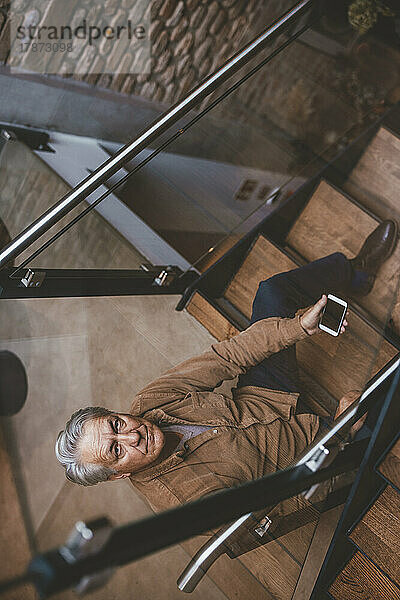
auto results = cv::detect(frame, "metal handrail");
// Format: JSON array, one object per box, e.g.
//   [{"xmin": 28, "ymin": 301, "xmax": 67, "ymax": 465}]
[
  {"xmin": 177, "ymin": 355, "xmax": 400, "ymax": 592},
  {"xmin": 0, "ymin": 0, "xmax": 315, "ymax": 269},
  {"xmin": 1, "ymin": 448, "xmax": 362, "ymax": 598}
]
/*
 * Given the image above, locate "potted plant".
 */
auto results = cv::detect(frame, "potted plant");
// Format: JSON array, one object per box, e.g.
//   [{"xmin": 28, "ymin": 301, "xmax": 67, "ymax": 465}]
[{"xmin": 348, "ymin": 0, "xmax": 395, "ymax": 35}]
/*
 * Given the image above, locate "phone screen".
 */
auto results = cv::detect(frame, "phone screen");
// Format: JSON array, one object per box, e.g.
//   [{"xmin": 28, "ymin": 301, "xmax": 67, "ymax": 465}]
[{"xmin": 321, "ymin": 298, "xmax": 346, "ymax": 332}]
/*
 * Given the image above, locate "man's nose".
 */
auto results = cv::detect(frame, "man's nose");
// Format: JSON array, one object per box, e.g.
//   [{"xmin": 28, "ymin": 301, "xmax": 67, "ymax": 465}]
[{"xmin": 119, "ymin": 430, "xmax": 140, "ymax": 446}]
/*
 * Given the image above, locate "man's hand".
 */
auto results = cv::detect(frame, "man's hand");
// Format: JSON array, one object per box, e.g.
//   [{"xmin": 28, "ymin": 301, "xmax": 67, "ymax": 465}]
[
  {"xmin": 300, "ymin": 294, "xmax": 348, "ymax": 336},
  {"xmin": 334, "ymin": 390, "xmax": 366, "ymax": 438}
]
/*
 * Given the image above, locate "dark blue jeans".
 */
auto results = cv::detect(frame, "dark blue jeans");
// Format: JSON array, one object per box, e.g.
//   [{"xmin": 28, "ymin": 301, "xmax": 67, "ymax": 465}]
[{"xmin": 237, "ymin": 252, "xmax": 366, "ymax": 411}]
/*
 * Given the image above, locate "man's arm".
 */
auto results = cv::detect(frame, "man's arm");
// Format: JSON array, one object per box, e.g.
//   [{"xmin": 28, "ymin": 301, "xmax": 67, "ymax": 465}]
[
  {"xmin": 136, "ymin": 311, "xmax": 313, "ymax": 403},
  {"xmin": 334, "ymin": 389, "xmax": 367, "ymax": 438}
]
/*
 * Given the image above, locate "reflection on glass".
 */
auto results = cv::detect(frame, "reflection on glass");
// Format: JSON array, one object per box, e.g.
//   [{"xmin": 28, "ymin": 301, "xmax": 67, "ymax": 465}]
[{"xmin": 0, "ymin": 139, "xmax": 146, "ymax": 270}]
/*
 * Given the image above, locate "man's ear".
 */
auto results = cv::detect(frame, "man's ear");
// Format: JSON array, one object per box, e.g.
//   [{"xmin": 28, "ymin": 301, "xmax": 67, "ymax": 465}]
[{"xmin": 108, "ymin": 472, "xmax": 131, "ymax": 481}]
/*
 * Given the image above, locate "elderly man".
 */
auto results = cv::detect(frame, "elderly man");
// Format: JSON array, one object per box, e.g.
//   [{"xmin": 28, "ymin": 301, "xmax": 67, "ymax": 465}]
[{"xmin": 56, "ymin": 221, "xmax": 397, "ymax": 514}]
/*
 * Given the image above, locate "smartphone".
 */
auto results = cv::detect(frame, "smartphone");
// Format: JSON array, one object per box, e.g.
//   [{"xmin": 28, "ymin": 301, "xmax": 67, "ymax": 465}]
[{"xmin": 319, "ymin": 294, "xmax": 348, "ymax": 337}]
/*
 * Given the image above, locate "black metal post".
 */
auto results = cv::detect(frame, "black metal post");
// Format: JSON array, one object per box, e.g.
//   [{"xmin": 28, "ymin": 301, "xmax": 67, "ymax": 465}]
[{"xmin": 0, "ymin": 122, "xmax": 54, "ymax": 152}]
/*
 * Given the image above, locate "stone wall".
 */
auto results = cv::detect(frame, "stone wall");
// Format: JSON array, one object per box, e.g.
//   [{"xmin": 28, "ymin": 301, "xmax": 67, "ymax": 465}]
[
  {"xmin": 1, "ymin": 1, "xmax": 395, "ymax": 158},
  {"xmin": 0, "ymin": 0, "xmax": 273, "ymax": 107}
]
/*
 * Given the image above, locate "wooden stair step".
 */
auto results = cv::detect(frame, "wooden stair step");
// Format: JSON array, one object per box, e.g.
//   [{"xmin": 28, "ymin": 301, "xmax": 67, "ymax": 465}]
[
  {"xmin": 343, "ymin": 126, "xmax": 400, "ymax": 223},
  {"xmin": 286, "ymin": 180, "xmax": 376, "ymax": 266},
  {"xmin": 225, "ymin": 235, "xmax": 296, "ymax": 320},
  {"xmin": 286, "ymin": 179, "xmax": 400, "ymax": 334},
  {"xmin": 182, "ymin": 536, "xmax": 272, "ymax": 600},
  {"xmin": 378, "ymin": 436, "xmax": 400, "ymax": 490},
  {"xmin": 349, "ymin": 485, "xmax": 400, "ymax": 585},
  {"xmin": 329, "ymin": 551, "xmax": 400, "ymax": 600},
  {"xmin": 296, "ymin": 309, "xmax": 397, "ymax": 403},
  {"xmin": 221, "ymin": 497, "xmax": 320, "ymax": 597},
  {"xmin": 186, "ymin": 291, "xmax": 239, "ymax": 342},
  {"xmin": 224, "ymin": 234, "xmax": 397, "ymax": 402},
  {"xmin": 195, "ymin": 234, "xmax": 241, "ymax": 273},
  {"xmin": 299, "ymin": 370, "xmax": 336, "ymax": 418},
  {"xmin": 236, "ymin": 521, "xmax": 314, "ymax": 600}
]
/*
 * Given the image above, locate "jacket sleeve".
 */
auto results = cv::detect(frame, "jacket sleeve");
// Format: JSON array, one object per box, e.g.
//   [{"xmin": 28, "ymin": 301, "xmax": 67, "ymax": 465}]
[{"xmin": 136, "ymin": 314, "xmax": 309, "ymax": 402}]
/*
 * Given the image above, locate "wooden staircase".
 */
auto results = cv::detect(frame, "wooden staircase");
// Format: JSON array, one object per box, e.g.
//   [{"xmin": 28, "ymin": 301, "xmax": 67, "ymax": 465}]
[
  {"xmin": 184, "ymin": 124, "xmax": 400, "ymax": 599},
  {"xmin": 188, "ymin": 229, "xmax": 398, "ymax": 417},
  {"xmin": 343, "ymin": 127, "xmax": 400, "ymax": 223},
  {"xmin": 329, "ymin": 551, "xmax": 400, "ymax": 600},
  {"xmin": 286, "ymin": 179, "xmax": 400, "ymax": 334},
  {"xmin": 329, "ymin": 437, "xmax": 400, "ymax": 600},
  {"xmin": 187, "ymin": 126, "xmax": 400, "ymax": 409}
]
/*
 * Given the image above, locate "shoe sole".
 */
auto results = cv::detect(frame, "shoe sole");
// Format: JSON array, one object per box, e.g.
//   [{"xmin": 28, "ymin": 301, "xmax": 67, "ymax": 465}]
[{"xmin": 386, "ymin": 219, "xmax": 399, "ymax": 259}]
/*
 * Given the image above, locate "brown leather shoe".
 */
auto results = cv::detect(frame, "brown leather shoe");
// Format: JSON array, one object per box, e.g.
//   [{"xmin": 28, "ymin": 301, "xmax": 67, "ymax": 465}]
[{"xmin": 350, "ymin": 220, "xmax": 398, "ymax": 294}]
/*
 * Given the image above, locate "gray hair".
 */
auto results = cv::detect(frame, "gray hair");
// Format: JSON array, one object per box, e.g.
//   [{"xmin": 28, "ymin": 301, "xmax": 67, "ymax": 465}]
[{"xmin": 55, "ymin": 406, "xmax": 118, "ymax": 486}]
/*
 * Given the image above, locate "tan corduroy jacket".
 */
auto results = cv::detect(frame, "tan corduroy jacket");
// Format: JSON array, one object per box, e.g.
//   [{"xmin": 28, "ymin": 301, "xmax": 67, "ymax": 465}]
[{"xmin": 129, "ymin": 314, "xmax": 320, "ymax": 516}]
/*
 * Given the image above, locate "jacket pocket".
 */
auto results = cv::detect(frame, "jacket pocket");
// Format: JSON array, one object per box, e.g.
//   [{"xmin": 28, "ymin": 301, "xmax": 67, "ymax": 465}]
[
  {"xmin": 189, "ymin": 391, "xmax": 228, "ymax": 408},
  {"xmin": 186, "ymin": 391, "xmax": 239, "ymax": 426}
]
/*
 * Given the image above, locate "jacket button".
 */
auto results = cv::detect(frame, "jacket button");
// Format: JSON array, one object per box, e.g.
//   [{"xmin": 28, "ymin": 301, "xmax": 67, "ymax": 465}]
[{"xmin": 213, "ymin": 429, "xmax": 218, "ymax": 434}]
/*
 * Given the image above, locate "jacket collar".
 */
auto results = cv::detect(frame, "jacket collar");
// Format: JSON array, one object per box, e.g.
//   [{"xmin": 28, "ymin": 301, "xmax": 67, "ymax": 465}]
[{"xmin": 129, "ymin": 410, "xmax": 228, "ymax": 481}]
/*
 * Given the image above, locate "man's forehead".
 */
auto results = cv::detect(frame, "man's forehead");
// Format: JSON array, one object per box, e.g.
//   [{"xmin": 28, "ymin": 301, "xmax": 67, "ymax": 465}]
[
  {"xmin": 80, "ymin": 416, "xmax": 110, "ymax": 463},
  {"xmin": 83, "ymin": 415, "xmax": 106, "ymax": 437}
]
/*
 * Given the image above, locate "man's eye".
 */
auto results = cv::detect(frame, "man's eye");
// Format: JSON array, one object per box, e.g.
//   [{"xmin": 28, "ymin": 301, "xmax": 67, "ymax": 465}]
[
  {"xmin": 114, "ymin": 418, "xmax": 121, "ymax": 432},
  {"xmin": 115, "ymin": 443, "xmax": 121, "ymax": 458}
]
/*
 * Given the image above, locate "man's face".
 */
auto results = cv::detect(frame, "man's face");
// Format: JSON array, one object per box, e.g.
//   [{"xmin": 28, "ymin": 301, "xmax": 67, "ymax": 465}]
[{"xmin": 79, "ymin": 413, "xmax": 165, "ymax": 480}]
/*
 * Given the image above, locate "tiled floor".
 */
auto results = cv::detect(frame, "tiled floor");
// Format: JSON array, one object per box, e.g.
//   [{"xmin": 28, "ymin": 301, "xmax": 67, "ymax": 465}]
[
  {"xmin": 0, "ymin": 144, "xmax": 226, "ymax": 599},
  {"xmin": 0, "ymin": 290, "xmax": 227, "ymax": 600},
  {"xmin": 36, "ymin": 474, "xmax": 228, "ymax": 600}
]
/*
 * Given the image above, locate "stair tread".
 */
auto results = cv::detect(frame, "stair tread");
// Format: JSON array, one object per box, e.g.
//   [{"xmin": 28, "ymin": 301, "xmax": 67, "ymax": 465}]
[
  {"xmin": 186, "ymin": 291, "xmax": 239, "ymax": 342},
  {"xmin": 195, "ymin": 234, "xmax": 241, "ymax": 273},
  {"xmin": 349, "ymin": 485, "xmax": 400, "ymax": 585},
  {"xmin": 286, "ymin": 179, "xmax": 400, "ymax": 334},
  {"xmin": 286, "ymin": 180, "xmax": 376, "ymax": 263},
  {"xmin": 344, "ymin": 126, "xmax": 400, "ymax": 223},
  {"xmin": 182, "ymin": 537, "xmax": 271, "ymax": 600},
  {"xmin": 378, "ymin": 437, "xmax": 400, "ymax": 489},
  {"xmin": 329, "ymin": 551, "xmax": 400, "ymax": 600},
  {"xmin": 237, "ymin": 521, "xmax": 314, "ymax": 600},
  {"xmin": 224, "ymin": 234, "xmax": 397, "ymax": 402},
  {"xmin": 225, "ymin": 235, "xmax": 296, "ymax": 320},
  {"xmin": 297, "ymin": 310, "xmax": 396, "ymax": 404}
]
